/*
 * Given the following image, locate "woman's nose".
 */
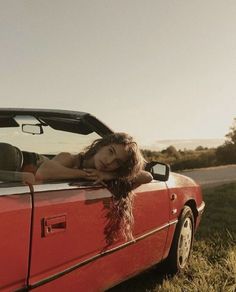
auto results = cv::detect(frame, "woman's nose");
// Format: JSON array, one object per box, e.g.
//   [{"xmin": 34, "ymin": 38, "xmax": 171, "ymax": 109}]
[{"xmin": 106, "ymin": 156, "xmax": 115, "ymax": 166}]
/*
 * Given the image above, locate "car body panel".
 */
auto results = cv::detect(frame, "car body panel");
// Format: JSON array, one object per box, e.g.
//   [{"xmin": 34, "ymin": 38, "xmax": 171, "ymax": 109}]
[
  {"xmin": 162, "ymin": 172, "xmax": 204, "ymax": 259},
  {"xmin": 32, "ymin": 229, "xmax": 169, "ymax": 292},
  {"xmin": 0, "ymin": 187, "xmax": 32, "ymax": 291},
  {"xmin": 28, "ymin": 181, "xmax": 170, "ymax": 290},
  {"xmin": 166, "ymin": 173, "xmax": 203, "ymax": 218}
]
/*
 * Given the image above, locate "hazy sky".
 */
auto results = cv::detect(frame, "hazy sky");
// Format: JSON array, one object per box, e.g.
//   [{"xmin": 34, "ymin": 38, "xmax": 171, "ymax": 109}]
[{"xmin": 1, "ymin": 0, "xmax": 236, "ymax": 145}]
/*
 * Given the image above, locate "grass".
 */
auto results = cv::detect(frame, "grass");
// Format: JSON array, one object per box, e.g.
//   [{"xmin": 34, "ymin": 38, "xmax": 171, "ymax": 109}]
[{"xmin": 109, "ymin": 183, "xmax": 236, "ymax": 292}]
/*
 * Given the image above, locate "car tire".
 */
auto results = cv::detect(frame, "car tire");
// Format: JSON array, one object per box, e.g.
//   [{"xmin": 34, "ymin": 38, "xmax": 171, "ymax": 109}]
[{"xmin": 166, "ymin": 206, "xmax": 194, "ymax": 274}]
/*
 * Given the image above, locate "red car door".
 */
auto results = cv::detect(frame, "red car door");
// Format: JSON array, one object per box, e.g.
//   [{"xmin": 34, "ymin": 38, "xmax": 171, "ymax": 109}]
[
  {"xmin": 0, "ymin": 184, "xmax": 32, "ymax": 292},
  {"xmin": 28, "ymin": 180, "xmax": 169, "ymax": 291}
]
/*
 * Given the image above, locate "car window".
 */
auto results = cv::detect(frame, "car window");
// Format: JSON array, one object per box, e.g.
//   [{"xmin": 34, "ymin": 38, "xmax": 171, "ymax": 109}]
[{"xmin": 0, "ymin": 115, "xmax": 101, "ymax": 184}]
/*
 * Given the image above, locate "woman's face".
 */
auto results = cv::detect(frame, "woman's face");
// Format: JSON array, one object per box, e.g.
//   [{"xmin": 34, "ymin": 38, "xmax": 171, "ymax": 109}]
[{"xmin": 93, "ymin": 143, "xmax": 129, "ymax": 172}]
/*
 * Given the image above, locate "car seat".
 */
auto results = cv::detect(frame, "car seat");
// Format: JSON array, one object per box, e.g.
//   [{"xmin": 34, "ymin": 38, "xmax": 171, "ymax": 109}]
[{"xmin": 0, "ymin": 143, "xmax": 23, "ymax": 171}]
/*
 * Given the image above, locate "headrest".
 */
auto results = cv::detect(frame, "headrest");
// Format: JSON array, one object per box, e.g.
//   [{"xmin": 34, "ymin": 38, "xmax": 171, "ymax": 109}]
[{"xmin": 0, "ymin": 143, "xmax": 23, "ymax": 171}]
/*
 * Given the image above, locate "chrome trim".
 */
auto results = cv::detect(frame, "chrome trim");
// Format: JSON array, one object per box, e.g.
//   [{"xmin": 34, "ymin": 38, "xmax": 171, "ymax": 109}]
[
  {"xmin": 0, "ymin": 181, "xmax": 109, "ymax": 198},
  {"xmin": 197, "ymin": 201, "xmax": 205, "ymax": 214},
  {"xmin": 0, "ymin": 180, "xmax": 168, "ymax": 198},
  {"xmin": 29, "ymin": 220, "xmax": 178, "ymax": 289},
  {"xmin": 33, "ymin": 182, "xmax": 86, "ymax": 192},
  {"xmin": 0, "ymin": 185, "xmax": 31, "ymax": 196},
  {"xmin": 31, "ymin": 180, "xmax": 168, "ymax": 194},
  {"xmin": 32, "ymin": 183, "xmax": 112, "ymax": 201},
  {"xmin": 123, "ymin": 219, "xmax": 178, "ymax": 244}
]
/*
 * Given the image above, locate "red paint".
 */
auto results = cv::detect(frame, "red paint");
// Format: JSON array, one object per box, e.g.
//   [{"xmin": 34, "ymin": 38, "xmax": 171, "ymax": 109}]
[
  {"xmin": 0, "ymin": 174, "xmax": 204, "ymax": 291},
  {"xmin": 28, "ymin": 182, "xmax": 170, "ymax": 288},
  {"xmin": 0, "ymin": 193, "xmax": 32, "ymax": 291}
]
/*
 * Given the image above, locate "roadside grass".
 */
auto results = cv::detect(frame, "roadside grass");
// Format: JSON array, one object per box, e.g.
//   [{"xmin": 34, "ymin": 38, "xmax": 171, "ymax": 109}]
[{"xmin": 109, "ymin": 183, "xmax": 236, "ymax": 292}]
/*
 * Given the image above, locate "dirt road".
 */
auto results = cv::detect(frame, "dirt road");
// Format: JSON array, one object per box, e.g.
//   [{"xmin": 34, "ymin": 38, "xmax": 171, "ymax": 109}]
[{"xmin": 178, "ymin": 164, "xmax": 236, "ymax": 187}]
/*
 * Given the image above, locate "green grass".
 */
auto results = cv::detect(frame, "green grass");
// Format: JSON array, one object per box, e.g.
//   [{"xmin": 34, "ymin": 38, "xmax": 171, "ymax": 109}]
[{"xmin": 109, "ymin": 183, "xmax": 236, "ymax": 292}]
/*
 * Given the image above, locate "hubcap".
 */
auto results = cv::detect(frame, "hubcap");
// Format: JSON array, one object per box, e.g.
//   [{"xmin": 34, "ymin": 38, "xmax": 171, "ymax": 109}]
[{"xmin": 178, "ymin": 217, "xmax": 193, "ymax": 268}]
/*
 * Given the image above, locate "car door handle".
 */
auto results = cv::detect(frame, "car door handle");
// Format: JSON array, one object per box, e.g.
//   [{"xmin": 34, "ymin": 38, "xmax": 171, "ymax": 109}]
[
  {"xmin": 170, "ymin": 193, "xmax": 177, "ymax": 201},
  {"xmin": 43, "ymin": 214, "xmax": 67, "ymax": 237}
]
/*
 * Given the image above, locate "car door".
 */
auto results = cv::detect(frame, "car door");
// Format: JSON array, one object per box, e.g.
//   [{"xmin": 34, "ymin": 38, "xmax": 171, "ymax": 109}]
[
  {"xmin": 28, "ymin": 179, "xmax": 170, "ymax": 291},
  {"xmin": 0, "ymin": 183, "xmax": 32, "ymax": 292},
  {"xmin": 28, "ymin": 182, "xmax": 112, "ymax": 289},
  {"xmin": 130, "ymin": 180, "xmax": 171, "ymax": 271}
]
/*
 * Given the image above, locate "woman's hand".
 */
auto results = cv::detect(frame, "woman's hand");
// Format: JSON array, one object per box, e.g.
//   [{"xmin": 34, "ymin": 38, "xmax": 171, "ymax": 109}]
[{"xmin": 83, "ymin": 169, "xmax": 116, "ymax": 185}]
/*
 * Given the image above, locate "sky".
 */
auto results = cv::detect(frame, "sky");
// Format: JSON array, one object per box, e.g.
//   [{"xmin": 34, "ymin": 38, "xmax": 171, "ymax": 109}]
[{"xmin": 1, "ymin": 0, "xmax": 236, "ymax": 146}]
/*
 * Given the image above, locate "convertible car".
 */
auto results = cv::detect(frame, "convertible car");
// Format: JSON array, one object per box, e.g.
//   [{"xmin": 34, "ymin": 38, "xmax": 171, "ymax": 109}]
[{"xmin": 0, "ymin": 108, "xmax": 205, "ymax": 292}]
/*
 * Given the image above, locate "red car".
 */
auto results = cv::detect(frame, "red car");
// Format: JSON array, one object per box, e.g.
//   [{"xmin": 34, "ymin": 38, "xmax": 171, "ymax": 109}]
[{"xmin": 0, "ymin": 109, "xmax": 205, "ymax": 292}]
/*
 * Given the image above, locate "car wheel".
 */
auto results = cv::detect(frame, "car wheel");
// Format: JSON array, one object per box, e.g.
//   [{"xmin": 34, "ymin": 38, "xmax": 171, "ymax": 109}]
[{"xmin": 166, "ymin": 206, "xmax": 194, "ymax": 273}]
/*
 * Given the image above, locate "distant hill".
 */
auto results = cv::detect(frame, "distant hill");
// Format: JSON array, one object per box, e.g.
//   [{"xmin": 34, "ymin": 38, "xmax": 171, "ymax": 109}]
[{"xmin": 142, "ymin": 138, "xmax": 225, "ymax": 151}]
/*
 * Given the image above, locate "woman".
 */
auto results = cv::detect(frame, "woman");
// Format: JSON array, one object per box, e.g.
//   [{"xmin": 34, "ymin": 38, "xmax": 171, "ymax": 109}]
[
  {"xmin": 36, "ymin": 132, "xmax": 152, "ymax": 243},
  {"xmin": 36, "ymin": 132, "xmax": 152, "ymax": 187}
]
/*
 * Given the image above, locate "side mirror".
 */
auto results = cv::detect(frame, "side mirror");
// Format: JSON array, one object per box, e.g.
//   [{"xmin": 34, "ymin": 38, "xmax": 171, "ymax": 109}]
[
  {"xmin": 22, "ymin": 123, "xmax": 44, "ymax": 135},
  {"xmin": 146, "ymin": 161, "xmax": 170, "ymax": 182}
]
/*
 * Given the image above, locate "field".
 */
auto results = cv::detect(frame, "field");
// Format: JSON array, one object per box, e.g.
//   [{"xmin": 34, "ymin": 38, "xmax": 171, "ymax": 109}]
[{"xmin": 109, "ymin": 183, "xmax": 236, "ymax": 292}]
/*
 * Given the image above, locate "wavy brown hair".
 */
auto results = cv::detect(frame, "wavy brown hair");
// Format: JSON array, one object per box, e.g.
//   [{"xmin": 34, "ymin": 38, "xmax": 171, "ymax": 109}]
[{"xmin": 82, "ymin": 133, "xmax": 145, "ymax": 244}]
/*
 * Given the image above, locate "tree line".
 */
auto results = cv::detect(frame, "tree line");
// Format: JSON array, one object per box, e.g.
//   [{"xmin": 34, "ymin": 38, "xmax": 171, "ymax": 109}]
[{"xmin": 142, "ymin": 118, "xmax": 236, "ymax": 171}]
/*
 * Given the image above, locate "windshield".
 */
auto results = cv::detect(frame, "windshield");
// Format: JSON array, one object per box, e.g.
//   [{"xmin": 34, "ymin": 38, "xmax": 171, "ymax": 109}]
[{"xmin": 0, "ymin": 115, "xmax": 101, "ymax": 155}]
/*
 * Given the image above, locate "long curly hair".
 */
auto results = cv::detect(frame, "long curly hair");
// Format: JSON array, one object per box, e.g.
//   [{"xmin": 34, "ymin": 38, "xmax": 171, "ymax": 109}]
[{"xmin": 82, "ymin": 133, "xmax": 145, "ymax": 245}]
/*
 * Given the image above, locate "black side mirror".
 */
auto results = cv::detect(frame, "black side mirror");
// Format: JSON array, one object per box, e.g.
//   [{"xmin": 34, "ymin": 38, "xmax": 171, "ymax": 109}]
[{"xmin": 145, "ymin": 161, "xmax": 170, "ymax": 182}]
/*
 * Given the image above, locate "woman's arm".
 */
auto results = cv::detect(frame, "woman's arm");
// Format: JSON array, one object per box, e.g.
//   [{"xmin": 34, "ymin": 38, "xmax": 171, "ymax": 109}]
[
  {"xmin": 36, "ymin": 152, "xmax": 87, "ymax": 181},
  {"xmin": 131, "ymin": 170, "xmax": 153, "ymax": 189},
  {"xmin": 36, "ymin": 152, "xmax": 116, "ymax": 183}
]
